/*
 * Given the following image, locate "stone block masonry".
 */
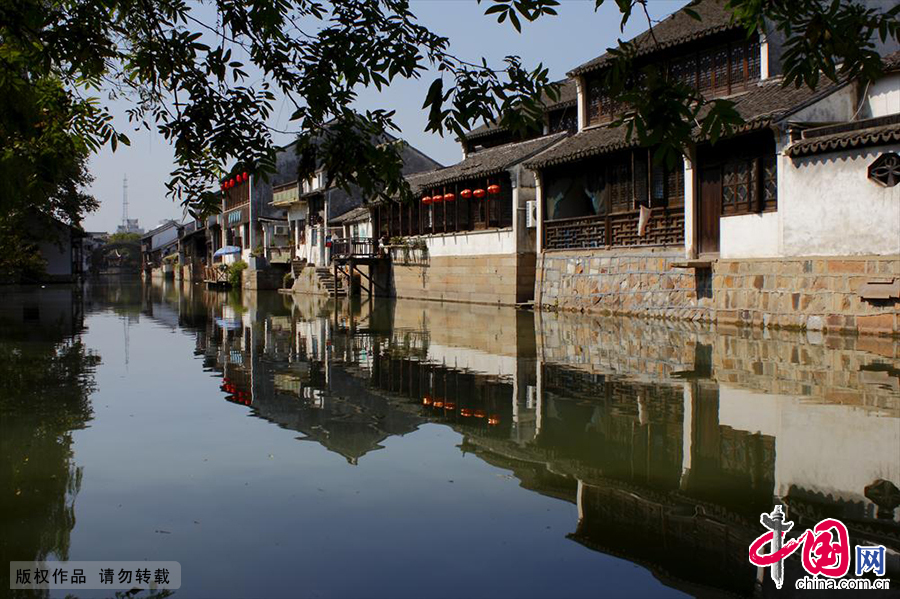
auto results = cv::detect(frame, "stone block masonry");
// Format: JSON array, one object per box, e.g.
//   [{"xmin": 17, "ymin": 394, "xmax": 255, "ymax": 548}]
[
  {"xmin": 713, "ymin": 256, "xmax": 900, "ymax": 336},
  {"xmin": 390, "ymin": 253, "xmax": 536, "ymax": 306},
  {"xmin": 535, "ymin": 248, "xmax": 714, "ymax": 321},
  {"xmin": 535, "ymin": 249, "xmax": 900, "ymax": 337}
]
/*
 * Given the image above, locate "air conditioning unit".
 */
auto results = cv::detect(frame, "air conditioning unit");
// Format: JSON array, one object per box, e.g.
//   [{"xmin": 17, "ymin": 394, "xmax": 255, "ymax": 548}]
[
  {"xmin": 273, "ymin": 225, "xmax": 290, "ymax": 236},
  {"xmin": 525, "ymin": 200, "xmax": 537, "ymax": 228}
]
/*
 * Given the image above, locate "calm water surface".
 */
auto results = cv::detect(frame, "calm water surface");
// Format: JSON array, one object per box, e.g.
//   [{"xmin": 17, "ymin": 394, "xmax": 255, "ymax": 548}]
[{"xmin": 2, "ymin": 279, "xmax": 899, "ymax": 598}]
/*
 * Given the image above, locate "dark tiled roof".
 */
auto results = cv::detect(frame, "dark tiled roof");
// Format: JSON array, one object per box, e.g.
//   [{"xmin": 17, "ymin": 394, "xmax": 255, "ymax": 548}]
[
  {"xmin": 717, "ymin": 77, "xmax": 837, "ymax": 128},
  {"xmin": 524, "ymin": 124, "xmax": 632, "ymax": 169},
  {"xmin": 569, "ymin": 0, "xmax": 739, "ymax": 77},
  {"xmin": 330, "ymin": 205, "xmax": 370, "ymax": 224},
  {"xmin": 526, "ymin": 78, "xmax": 837, "ymax": 169},
  {"xmin": 407, "ymin": 133, "xmax": 567, "ymax": 192},
  {"xmin": 787, "ymin": 116, "xmax": 900, "ymax": 158},
  {"xmin": 464, "ymin": 79, "xmax": 578, "ymax": 141}
]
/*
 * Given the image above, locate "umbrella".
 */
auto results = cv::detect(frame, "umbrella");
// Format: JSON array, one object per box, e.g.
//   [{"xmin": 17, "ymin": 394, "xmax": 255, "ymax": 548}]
[{"xmin": 213, "ymin": 245, "xmax": 242, "ymax": 257}]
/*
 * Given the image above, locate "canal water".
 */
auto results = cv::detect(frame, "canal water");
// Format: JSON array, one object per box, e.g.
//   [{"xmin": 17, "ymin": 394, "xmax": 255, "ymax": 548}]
[{"xmin": 1, "ymin": 280, "xmax": 899, "ymax": 598}]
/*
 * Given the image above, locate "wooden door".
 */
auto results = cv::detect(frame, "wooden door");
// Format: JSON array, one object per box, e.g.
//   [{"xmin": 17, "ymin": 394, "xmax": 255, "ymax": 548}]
[{"xmin": 699, "ymin": 167, "xmax": 721, "ymax": 255}]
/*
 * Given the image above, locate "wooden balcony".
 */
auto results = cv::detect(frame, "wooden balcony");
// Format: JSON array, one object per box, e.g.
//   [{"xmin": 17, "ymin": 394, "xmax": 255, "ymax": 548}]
[
  {"xmin": 331, "ymin": 237, "xmax": 380, "ymax": 261},
  {"xmin": 544, "ymin": 209, "xmax": 684, "ymax": 251}
]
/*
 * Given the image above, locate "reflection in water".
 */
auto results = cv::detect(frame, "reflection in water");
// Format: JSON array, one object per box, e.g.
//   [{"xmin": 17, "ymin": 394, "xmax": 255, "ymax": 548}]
[
  {"xmin": 0, "ymin": 288, "xmax": 99, "ymax": 597},
  {"xmin": 171, "ymin": 284, "xmax": 899, "ymax": 595},
  {"xmin": 2, "ymin": 279, "xmax": 899, "ymax": 597}
]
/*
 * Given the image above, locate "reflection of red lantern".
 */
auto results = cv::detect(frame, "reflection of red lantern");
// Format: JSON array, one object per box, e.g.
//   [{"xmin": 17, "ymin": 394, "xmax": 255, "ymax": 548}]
[
  {"xmin": 488, "ymin": 415, "xmax": 500, "ymax": 426},
  {"xmin": 474, "ymin": 409, "xmax": 486, "ymax": 418},
  {"xmin": 473, "ymin": 188, "xmax": 486, "ymax": 198},
  {"xmin": 461, "ymin": 408, "xmax": 473, "ymax": 417},
  {"xmin": 443, "ymin": 193, "xmax": 455, "ymax": 202},
  {"xmin": 423, "ymin": 395, "xmax": 432, "ymax": 406},
  {"xmin": 422, "ymin": 196, "xmax": 432, "ymax": 205},
  {"xmin": 487, "ymin": 184, "xmax": 500, "ymax": 195},
  {"xmin": 434, "ymin": 401, "xmax": 444, "ymax": 409},
  {"xmin": 444, "ymin": 403, "xmax": 456, "ymax": 411},
  {"xmin": 460, "ymin": 189, "xmax": 472, "ymax": 199}
]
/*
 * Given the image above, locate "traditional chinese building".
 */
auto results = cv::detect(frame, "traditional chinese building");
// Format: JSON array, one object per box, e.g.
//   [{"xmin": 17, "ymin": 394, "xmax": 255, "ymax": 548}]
[
  {"xmin": 370, "ymin": 79, "xmax": 577, "ymax": 305},
  {"xmin": 270, "ymin": 133, "xmax": 441, "ymax": 270},
  {"xmin": 525, "ymin": 0, "xmax": 900, "ymax": 335}
]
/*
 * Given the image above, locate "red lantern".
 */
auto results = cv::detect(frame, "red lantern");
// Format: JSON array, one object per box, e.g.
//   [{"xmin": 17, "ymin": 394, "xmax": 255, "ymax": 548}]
[
  {"xmin": 473, "ymin": 188, "xmax": 486, "ymax": 198},
  {"xmin": 432, "ymin": 192, "xmax": 443, "ymax": 203},
  {"xmin": 460, "ymin": 189, "xmax": 472, "ymax": 199},
  {"xmin": 242, "ymin": 172, "xmax": 248, "ymax": 181},
  {"xmin": 487, "ymin": 184, "xmax": 500, "ymax": 195},
  {"xmin": 443, "ymin": 193, "xmax": 455, "ymax": 202},
  {"xmin": 422, "ymin": 196, "xmax": 432, "ymax": 205},
  {"xmin": 230, "ymin": 179, "xmax": 235, "ymax": 188}
]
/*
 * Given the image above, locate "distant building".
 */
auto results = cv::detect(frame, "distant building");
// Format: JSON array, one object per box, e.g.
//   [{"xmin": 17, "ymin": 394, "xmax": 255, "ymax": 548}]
[
  {"xmin": 116, "ymin": 218, "xmax": 143, "ymax": 235},
  {"xmin": 140, "ymin": 220, "xmax": 181, "ymax": 278}
]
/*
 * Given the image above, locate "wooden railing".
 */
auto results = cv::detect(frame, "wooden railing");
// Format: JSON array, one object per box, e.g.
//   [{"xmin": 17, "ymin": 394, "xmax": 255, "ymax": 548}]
[
  {"xmin": 544, "ymin": 209, "xmax": 684, "ymax": 251},
  {"xmin": 203, "ymin": 265, "xmax": 230, "ymax": 284},
  {"xmin": 331, "ymin": 237, "xmax": 379, "ymax": 259},
  {"xmin": 544, "ymin": 215, "xmax": 607, "ymax": 250}
]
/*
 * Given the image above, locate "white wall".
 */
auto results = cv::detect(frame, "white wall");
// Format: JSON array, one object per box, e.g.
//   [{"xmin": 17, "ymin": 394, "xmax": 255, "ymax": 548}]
[
  {"xmin": 425, "ymin": 228, "xmax": 516, "ymax": 257},
  {"xmin": 865, "ymin": 72, "xmax": 900, "ymax": 118},
  {"xmin": 720, "ymin": 211, "xmax": 781, "ymax": 258},
  {"xmin": 152, "ymin": 225, "xmax": 179, "ymax": 251},
  {"xmin": 781, "ymin": 144, "xmax": 900, "ymax": 256}
]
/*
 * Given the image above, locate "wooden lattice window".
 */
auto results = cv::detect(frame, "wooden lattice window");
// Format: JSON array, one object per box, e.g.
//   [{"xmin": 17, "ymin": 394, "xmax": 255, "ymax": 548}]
[
  {"xmin": 713, "ymin": 45, "xmax": 729, "ymax": 93},
  {"xmin": 720, "ymin": 141, "xmax": 777, "ymax": 216},
  {"xmin": 651, "ymin": 158, "xmax": 685, "ymax": 208},
  {"xmin": 698, "ymin": 51, "xmax": 714, "ymax": 93},
  {"xmin": 608, "ymin": 159, "xmax": 632, "ymax": 213}
]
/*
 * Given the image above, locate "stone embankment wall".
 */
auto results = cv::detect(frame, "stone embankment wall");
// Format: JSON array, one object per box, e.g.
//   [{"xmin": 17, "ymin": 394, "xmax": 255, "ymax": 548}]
[
  {"xmin": 390, "ymin": 253, "xmax": 535, "ymax": 306},
  {"xmin": 535, "ymin": 249, "xmax": 900, "ymax": 336}
]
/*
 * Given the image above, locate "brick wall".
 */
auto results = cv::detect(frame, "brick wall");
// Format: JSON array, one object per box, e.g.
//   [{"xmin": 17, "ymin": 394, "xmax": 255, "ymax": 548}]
[
  {"xmin": 535, "ymin": 250, "xmax": 900, "ymax": 336},
  {"xmin": 390, "ymin": 253, "xmax": 535, "ymax": 305}
]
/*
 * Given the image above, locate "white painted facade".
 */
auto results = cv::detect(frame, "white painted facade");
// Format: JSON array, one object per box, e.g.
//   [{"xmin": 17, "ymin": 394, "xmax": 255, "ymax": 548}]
[
  {"xmin": 781, "ymin": 144, "xmax": 900, "ymax": 257},
  {"xmin": 424, "ymin": 228, "xmax": 516, "ymax": 257},
  {"xmin": 150, "ymin": 223, "xmax": 179, "ymax": 251},
  {"xmin": 865, "ymin": 72, "xmax": 900, "ymax": 118}
]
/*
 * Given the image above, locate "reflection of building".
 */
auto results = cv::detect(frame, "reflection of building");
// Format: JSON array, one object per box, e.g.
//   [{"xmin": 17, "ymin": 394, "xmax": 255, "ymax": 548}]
[
  {"xmin": 149, "ymin": 285, "xmax": 900, "ymax": 595},
  {"xmin": 0, "ymin": 287, "xmax": 96, "ymax": 590}
]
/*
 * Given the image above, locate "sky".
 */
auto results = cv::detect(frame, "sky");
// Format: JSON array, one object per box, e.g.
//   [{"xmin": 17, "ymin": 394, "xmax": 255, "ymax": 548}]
[{"xmin": 83, "ymin": 0, "xmax": 689, "ymax": 233}]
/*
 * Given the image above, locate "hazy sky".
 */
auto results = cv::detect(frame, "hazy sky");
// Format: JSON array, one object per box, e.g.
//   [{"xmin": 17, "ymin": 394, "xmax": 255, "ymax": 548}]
[{"xmin": 83, "ymin": 0, "xmax": 688, "ymax": 233}]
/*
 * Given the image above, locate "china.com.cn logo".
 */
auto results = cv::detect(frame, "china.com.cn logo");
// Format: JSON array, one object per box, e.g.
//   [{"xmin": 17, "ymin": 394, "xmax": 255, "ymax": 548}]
[{"xmin": 748, "ymin": 505, "xmax": 889, "ymax": 591}]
